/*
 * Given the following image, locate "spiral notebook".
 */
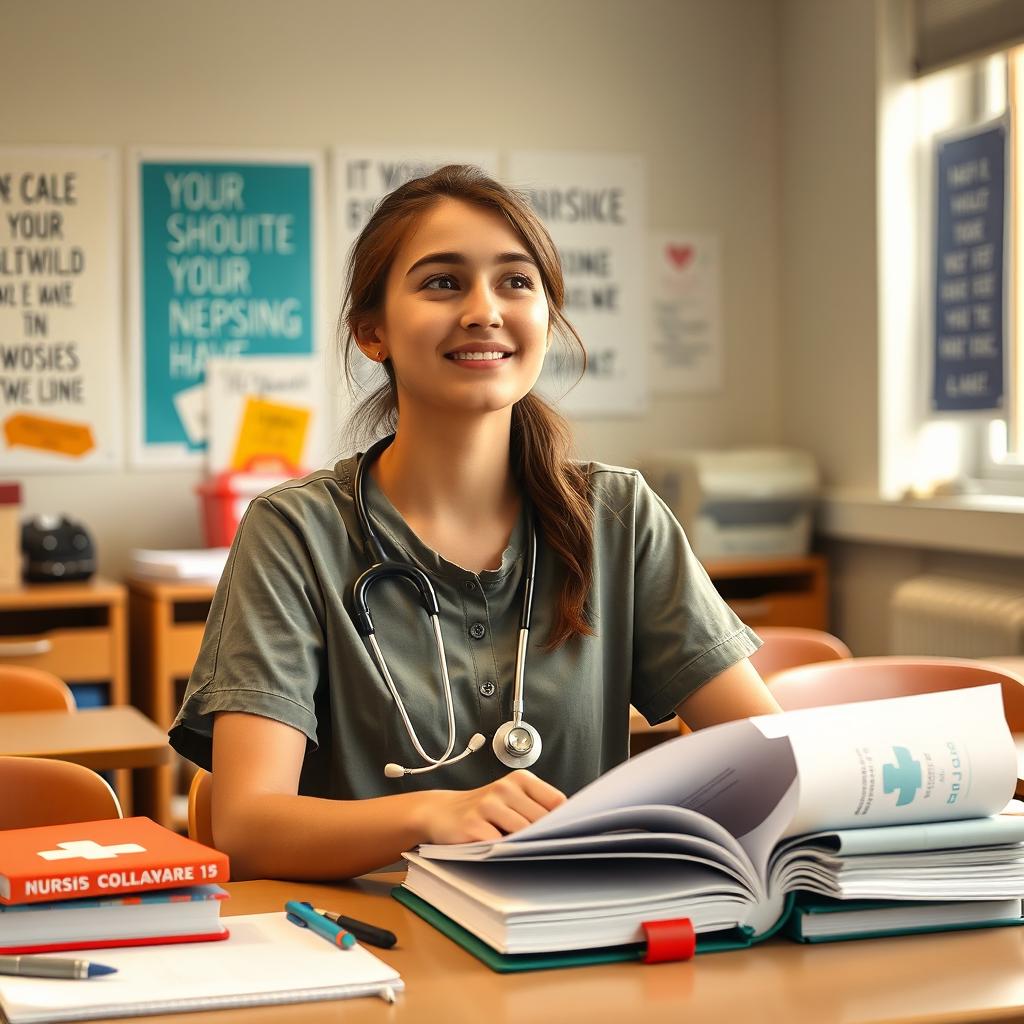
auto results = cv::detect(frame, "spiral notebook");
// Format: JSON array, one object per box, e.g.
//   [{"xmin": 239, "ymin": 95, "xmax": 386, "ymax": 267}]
[{"xmin": 0, "ymin": 912, "xmax": 403, "ymax": 1023}]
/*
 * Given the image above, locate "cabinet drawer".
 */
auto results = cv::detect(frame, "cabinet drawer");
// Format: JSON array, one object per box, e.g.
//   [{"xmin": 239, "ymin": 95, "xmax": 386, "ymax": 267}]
[
  {"xmin": 167, "ymin": 623, "xmax": 207, "ymax": 679},
  {"xmin": 0, "ymin": 628, "xmax": 113, "ymax": 682},
  {"xmin": 727, "ymin": 594, "xmax": 826, "ymax": 630}
]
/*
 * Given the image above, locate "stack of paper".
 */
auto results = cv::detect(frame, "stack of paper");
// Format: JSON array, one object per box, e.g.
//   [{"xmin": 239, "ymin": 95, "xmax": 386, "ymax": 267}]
[{"xmin": 129, "ymin": 548, "xmax": 229, "ymax": 583}]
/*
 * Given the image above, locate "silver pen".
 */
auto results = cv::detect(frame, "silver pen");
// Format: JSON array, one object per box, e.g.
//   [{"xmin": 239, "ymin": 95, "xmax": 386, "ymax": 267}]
[{"xmin": 0, "ymin": 954, "xmax": 117, "ymax": 979}]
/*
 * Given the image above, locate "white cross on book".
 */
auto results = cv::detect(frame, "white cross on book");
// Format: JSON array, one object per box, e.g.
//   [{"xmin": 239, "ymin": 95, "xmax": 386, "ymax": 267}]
[{"xmin": 37, "ymin": 840, "xmax": 147, "ymax": 861}]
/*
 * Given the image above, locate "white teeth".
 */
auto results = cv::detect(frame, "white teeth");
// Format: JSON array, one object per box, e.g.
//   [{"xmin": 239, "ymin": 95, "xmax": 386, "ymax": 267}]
[{"xmin": 450, "ymin": 351, "xmax": 508, "ymax": 361}]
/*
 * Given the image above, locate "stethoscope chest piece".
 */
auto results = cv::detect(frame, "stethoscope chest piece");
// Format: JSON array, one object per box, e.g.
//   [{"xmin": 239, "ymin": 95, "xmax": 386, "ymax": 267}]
[{"xmin": 492, "ymin": 719, "xmax": 542, "ymax": 769}]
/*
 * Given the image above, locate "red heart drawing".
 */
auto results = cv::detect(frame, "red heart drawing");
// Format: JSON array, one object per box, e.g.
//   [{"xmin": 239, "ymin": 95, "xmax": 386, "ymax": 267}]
[{"xmin": 666, "ymin": 245, "xmax": 694, "ymax": 270}]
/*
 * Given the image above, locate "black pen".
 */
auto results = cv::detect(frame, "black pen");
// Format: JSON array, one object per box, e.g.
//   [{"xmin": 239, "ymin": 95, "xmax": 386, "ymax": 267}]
[{"xmin": 311, "ymin": 906, "xmax": 397, "ymax": 948}]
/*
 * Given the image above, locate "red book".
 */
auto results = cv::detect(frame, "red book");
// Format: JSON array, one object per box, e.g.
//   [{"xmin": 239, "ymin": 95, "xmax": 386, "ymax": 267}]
[{"xmin": 0, "ymin": 817, "xmax": 229, "ymax": 905}]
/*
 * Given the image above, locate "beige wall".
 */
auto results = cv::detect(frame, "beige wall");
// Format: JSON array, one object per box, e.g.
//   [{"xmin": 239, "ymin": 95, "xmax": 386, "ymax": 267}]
[
  {"xmin": 4, "ymin": 0, "xmax": 783, "ymax": 578},
  {"xmin": 778, "ymin": 0, "xmax": 880, "ymax": 489}
]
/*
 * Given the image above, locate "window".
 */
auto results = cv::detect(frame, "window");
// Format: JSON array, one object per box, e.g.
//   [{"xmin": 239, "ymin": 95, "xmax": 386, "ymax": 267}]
[{"xmin": 879, "ymin": 46, "xmax": 1024, "ymax": 499}]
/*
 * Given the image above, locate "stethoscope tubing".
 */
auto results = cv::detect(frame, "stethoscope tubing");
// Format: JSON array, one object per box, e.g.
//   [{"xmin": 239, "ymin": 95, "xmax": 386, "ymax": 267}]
[{"xmin": 352, "ymin": 435, "xmax": 538, "ymax": 773}]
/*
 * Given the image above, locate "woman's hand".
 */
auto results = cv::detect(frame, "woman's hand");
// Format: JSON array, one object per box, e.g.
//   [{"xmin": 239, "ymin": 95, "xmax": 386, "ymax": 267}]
[{"xmin": 419, "ymin": 770, "xmax": 566, "ymax": 844}]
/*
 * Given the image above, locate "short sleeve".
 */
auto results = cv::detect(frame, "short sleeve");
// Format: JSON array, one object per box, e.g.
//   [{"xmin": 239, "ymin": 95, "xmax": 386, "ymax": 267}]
[
  {"xmin": 168, "ymin": 495, "xmax": 326, "ymax": 769},
  {"xmin": 629, "ymin": 475, "xmax": 761, "ymax": 725}
]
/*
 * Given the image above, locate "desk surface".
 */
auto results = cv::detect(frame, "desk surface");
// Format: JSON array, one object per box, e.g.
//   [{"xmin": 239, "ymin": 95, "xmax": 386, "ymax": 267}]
[
  {"xmin": 70, "ymin": 874, "xmax": 1024, "ymax": 1024},
  {"xmin": 0, "ymin": 706, "xmax": 169, "ymax": 770},
  {"xmin": 0, "ymin": 577, "xmax": 125, "ymax": 609}
]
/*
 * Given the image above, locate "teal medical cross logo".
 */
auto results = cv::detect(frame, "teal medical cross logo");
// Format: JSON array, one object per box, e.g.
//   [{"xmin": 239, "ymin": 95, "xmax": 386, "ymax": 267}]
[{"xmin": 882, "ymin": 746, "xmax": 922, "ymax": 806}]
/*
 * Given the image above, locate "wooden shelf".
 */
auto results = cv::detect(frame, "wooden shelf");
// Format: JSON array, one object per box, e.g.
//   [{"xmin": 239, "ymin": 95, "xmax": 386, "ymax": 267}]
[
  {"xmin": 129, "ymin": 578, "xmax": 217, "ymax": 829},
  {"xmin": 0, "ymin": 576, "xmax": 133, "ymax": 805},
  {"xmin": 706, "ymin": 554, "xmax": 828, "ymax": 631}
]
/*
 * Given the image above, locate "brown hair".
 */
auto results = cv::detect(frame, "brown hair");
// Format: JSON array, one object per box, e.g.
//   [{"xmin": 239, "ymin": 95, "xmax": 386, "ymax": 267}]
[{"xmin": 340, "ymin": 164, "xmax": 593, "ymax": 649}]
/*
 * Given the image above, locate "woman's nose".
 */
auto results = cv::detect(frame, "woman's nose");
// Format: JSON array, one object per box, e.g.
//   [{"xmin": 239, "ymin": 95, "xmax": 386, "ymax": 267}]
[{"xmin": 459, "ymin": 278, "xmax": 503, "ymax": 331}]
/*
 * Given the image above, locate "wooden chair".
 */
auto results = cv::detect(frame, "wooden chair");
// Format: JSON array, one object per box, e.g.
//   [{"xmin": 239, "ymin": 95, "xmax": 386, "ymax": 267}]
[
  {"xmin": 0, "ymin": 665, "xmax": 76, "ymax": 712},
  {"xmin": 0, "ymin": 756, "xmax": 122, "ymax": 829},
  {"xmin": 768, "ymin": 656, "xmax": 1024, "ymax": 731},
  {"xmin": 749, "ymin": 627, "xmax": 853, "ymax": 681},
  {"xmin": 188, "ymin": 767, "xmax": 215, "ymax": 847}
]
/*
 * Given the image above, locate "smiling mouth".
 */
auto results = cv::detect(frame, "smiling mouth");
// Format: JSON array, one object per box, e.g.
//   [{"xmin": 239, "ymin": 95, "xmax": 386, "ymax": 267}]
[{"xmin": 445, "ymin": 351, "xmax": 513, "ymax": 361}]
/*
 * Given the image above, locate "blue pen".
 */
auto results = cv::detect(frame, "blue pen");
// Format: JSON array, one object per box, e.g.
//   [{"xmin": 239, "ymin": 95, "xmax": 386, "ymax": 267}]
[{"xmin": 285, "ymin": 900, "xmax": 356, "ymax": 949}]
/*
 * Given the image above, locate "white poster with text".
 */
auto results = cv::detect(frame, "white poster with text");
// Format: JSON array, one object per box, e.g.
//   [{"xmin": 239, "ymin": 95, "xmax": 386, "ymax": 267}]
[
  {"xmin": 650, "ymin": 233, "xmax": 722, "ymax": 394},
  {"xmin": 506, "ymin": 151, "xmax": 647, "ymax": 417},
  {"xmin": 0, "ymin": 148, "xmax": 121, "ymax": 471}
]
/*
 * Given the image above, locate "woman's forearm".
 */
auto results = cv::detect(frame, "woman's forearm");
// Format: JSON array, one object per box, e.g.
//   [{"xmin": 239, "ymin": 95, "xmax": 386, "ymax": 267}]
[{"xmin": 213, "ymin": 789, "xmax": 439, "ymax": 881}]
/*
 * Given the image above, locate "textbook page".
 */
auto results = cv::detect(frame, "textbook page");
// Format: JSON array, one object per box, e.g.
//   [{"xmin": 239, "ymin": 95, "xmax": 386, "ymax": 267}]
[
  {"xmin": 420, "ymin": 688, "xmax": 1016, "ymax": 892},
  {"xmin": 754, "ymin": 685, "xmax": 1017, "ymax": 840},
  {"xmin": 421, "ymin": 716, "xmax": 798, "ymax": 859}
]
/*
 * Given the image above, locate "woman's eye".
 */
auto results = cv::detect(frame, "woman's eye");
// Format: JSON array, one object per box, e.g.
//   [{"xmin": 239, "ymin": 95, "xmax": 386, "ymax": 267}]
[
  {"xmin": 507, "ymin": 273, "xmax": 534, "ymax": 289},
  {"xmin": 424, "ymin": 275, "xmax": 458, "ymax": 290}
]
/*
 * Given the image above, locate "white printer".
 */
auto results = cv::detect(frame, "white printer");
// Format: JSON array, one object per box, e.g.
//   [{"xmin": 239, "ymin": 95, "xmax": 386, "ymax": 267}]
[{"xmin": 639, "ymin": 448, "xmax": 819, "ymax": 560}]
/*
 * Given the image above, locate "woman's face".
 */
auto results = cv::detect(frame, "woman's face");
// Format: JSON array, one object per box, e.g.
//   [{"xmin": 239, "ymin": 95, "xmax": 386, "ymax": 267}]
[{"xmin": 365, "ymin": 198, "xmax": 551, "ymax": 418}]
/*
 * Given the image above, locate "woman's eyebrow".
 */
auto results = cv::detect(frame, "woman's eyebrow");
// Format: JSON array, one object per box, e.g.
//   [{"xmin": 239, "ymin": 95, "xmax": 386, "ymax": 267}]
[{"xmin": 404, "ymin": 251, "xmax": 538, "ymax": 277}]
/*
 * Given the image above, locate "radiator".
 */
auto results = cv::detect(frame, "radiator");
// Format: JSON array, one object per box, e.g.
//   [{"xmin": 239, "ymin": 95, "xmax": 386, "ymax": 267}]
[{"xmin": 891, "ymin": 575, "xmax": 1024, "ymax": 657}]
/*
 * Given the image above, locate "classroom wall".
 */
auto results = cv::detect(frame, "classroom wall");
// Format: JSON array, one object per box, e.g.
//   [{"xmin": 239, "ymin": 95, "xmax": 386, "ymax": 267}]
[
  {"xmin": 778, "ymin": 0, "xmax": 880, "ymax": 490},
  {"xmin": 4, "ymin": 0, "xmax": 783, "ymax": 578}
]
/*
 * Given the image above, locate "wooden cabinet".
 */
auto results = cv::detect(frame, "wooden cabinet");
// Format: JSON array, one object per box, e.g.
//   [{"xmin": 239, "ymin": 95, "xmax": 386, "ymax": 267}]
[
  {"xmin": 128, "ymin": 578, "xmax": 216, "ymax": 829},
  {"xmin": 628, "ymin": 555, "xmax": 829, "ymax": 753},
  {"xmin": 703, "ymin": 555, "xmax": 828, "ymax": 631},
  {"xmin": 0, "ymin": 578, "xmax": 134, "ymax": 804}
]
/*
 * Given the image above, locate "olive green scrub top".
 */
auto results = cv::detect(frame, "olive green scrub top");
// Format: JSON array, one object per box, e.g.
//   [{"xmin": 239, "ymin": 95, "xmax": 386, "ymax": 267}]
[{"xmin": 169, "ymin": 455, "xmax": 761, "ymax": 799}]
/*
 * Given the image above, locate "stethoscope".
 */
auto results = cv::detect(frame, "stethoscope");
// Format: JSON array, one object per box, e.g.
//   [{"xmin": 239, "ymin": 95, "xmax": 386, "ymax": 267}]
[{"xmin": 351, "ymin": 435, "xmax": 543, "ymax": 779}]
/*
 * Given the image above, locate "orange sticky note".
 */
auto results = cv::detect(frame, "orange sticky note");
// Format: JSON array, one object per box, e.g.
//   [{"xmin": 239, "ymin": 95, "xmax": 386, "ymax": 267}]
[
  {"xmin": 231, "ymin": 397, "xmax": 310, "ymax": 473},
  {"xmin": 3, "ymin": 413, "xmax": 95, "ymax": 457}
]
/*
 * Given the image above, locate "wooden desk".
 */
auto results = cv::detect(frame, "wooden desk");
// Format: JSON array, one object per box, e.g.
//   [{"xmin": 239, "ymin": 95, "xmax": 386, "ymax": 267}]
[
  {"xmin": 78, "ymin": 874, "xmax": 1024, "ymax": 1024},
  {"xmin": 0, "ymin": 706, "xmax": 170, "ymax": 813}
]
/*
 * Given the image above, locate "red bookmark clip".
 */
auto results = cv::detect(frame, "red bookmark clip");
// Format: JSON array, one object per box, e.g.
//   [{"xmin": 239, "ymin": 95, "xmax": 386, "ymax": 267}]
[{"xmin": 641, "ymin": 917, "xmax": 696, "ymax": 964}]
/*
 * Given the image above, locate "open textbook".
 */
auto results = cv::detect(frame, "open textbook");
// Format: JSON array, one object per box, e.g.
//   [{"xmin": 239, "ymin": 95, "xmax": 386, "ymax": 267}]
[{"xmin": 397, "ymin": 686, "xmax": 1024, "ymax": 967}]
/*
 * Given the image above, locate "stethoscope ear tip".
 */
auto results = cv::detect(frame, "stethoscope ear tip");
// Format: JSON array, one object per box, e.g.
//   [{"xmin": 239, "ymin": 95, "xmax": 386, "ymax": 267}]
[
  {"xmin": 383, "ymin": 763, "xmax": 405, "ymax": 778},
  {"xmin": 468, "ymin": 733, "xmax": 487, "ymax": 752}
]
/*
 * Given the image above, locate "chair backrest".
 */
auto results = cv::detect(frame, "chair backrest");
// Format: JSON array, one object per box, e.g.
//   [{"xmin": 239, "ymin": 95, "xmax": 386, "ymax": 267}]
[
  {"xmin": 0, "ymin": 756, "xmax": 122, "ymax": 829},
  {"xmin": 188, "ymin": 768, "xmax": 214, "ymax": 848},
  {"xmin": 0, "ymin": 666, "xmax": 76, "ymax": 712},
  {"xmin": 768, "ymin": 656, "xmax": 1024, "ymax": 731},
  {"xmin": 749, "ymin": 627, "xmax": 852, "ymax": 681}
]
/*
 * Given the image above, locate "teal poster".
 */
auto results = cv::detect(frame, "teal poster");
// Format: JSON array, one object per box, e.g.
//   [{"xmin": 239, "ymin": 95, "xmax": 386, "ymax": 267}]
[{"xmin": 134, "ymin": 158, "xmax": 316, "ymax": 462}]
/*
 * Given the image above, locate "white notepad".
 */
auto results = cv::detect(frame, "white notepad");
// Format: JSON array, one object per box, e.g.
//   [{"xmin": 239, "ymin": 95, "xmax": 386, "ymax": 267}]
[{"xmin": 0, "ymin": 912, "xmax": 403, "ymax": 1023}]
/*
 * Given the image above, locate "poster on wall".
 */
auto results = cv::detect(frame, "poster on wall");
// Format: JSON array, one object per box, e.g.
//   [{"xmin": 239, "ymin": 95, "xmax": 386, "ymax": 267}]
[
  {"xmin": 0, "ymin": 147, "xmax": 121, "ymax": 472},
  {"xmin": 330, "ymin": 148, "xmax": 500, "ymax": 416},
  {"xmin": 649, "ymin": 233, "xmax": 722, "ymax": 394},
  {"xmin": 128, "ymin": 149, "xmax": 325, "ymax": 466},
  {"xmin": 205, "ymin": 355, "xmax": 328, "ymax": 475},
  {"xmin": 932, "ymin": 122, "xmax": 1005, "ymax": 413},
  {"xmin": 506, "ymin": 151, "xmax": 647, "ymax": 417},
  {"xmin": 332, "ymin": 148, "xmax": 500, "ymax": 255}
]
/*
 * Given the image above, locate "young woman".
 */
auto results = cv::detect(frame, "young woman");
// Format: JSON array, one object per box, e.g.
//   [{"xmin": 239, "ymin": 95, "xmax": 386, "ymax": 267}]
[{"xmin": 169, "ymin": 165, "xmax": 780, "ymax": 881}]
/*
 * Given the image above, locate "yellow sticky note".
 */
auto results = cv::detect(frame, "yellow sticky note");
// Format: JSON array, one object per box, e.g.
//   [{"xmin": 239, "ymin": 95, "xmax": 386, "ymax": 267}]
[{"xmin": 231, "ymin": 397, "xmax": 310, "ymax": 473}]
